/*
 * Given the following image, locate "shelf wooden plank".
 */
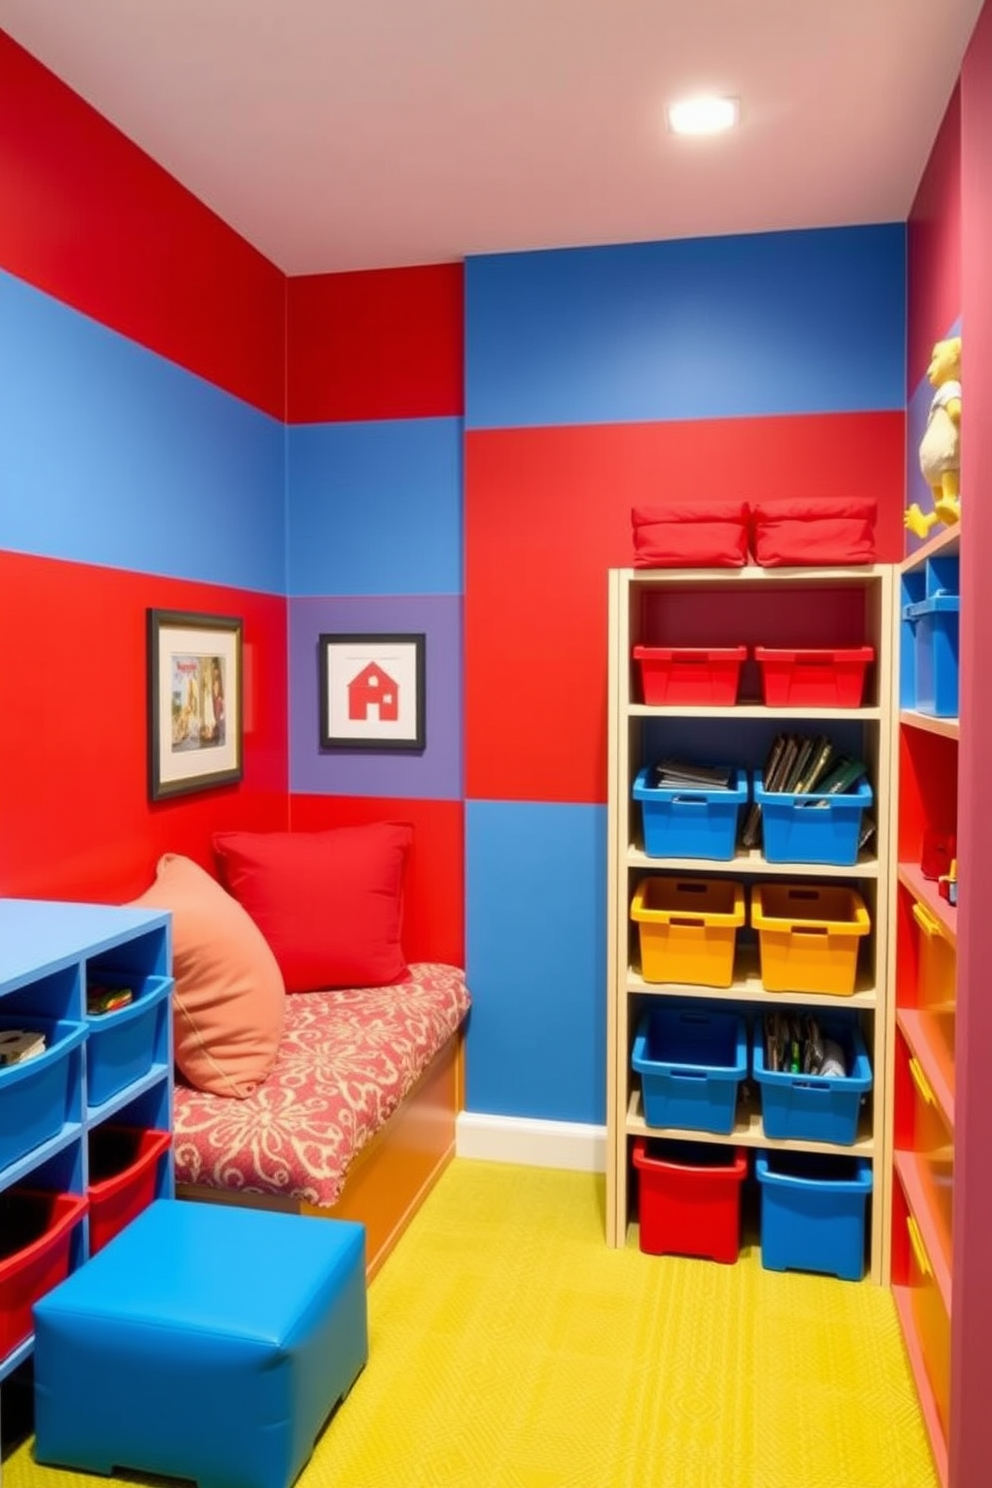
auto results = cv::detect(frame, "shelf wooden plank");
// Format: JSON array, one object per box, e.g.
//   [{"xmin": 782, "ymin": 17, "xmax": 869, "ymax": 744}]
[
  {"xmin": 627, "ymin": 953, "xmax": 878, "ymax": 1009},
  {"xmin": 625, "ymin": 1090, "xmax": 875, "ymax": 1155},
  {"xmin": 900, "ymin": 526, "xmax": 960, "ymax": 573},
  {"xmin": 894, "ymin": 1153, "xmax": 953, "ymax": 1313},
  {"xmin": 618, "ymin": 563, "xmax": 892, "ymax": 586},
  {"xmin": 898, "ymin": 863, "xmax": 957, "ymax": 945},
  {"xmin": 892, "ymin": 1285, "xmax": 949, "ymax": 1488},
  {"xmin": 899, "ymin": 710, "xmax": 959, "ymax": 741},
  {"xmin": 896, "ymin": 1009, "xmax": 955, "ymax": 1129},
  {"xmin": 629, "ymin": 703, "xmax": 883, "ymax": 720},
  {"xmin": 628, "ymin": 843, "xmax": 880, "ymax": 878}
]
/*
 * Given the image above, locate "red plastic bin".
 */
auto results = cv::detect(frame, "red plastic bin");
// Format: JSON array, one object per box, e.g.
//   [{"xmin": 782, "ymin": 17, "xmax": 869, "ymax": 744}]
[
  {"xmin": 633, "ymin": 645, "xmax": 747, "ymax": 706},
  {"xmin": 632, "ymin": 1137, "xmax": 747, "ymax": 1262},
  {"xmin": 0, "ymin": 1188, "xmax": 88, "ymax": 1356},
  {"xmin": 87, "ymin": 1126, "xmax": 172, "ymax": 1255},
  {"xmin": 754, "ymin": 646, "xmax": 874, "ymax": 707}
]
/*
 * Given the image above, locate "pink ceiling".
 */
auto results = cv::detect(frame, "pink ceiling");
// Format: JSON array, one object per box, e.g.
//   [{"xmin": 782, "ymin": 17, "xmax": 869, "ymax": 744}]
[{"xmin": 0, "ymin": 0, "xmax": 984, "ymax": 274}]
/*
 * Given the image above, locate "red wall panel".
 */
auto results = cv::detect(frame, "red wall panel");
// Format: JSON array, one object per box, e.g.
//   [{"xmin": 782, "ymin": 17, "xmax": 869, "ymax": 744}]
[
  {"xmin": 907, "ymin": 85, "xmax": 962, "ymax": 391},
  {"xmin": 950, "ymin": 6, "xmax": 992, "ymax": 1482},
  {"xmin": 289, "ymin": 794, "xmax": 464, "ymax": 967},
  {"xmin": 0, "ymin": 553, "xmax": 288, "ymax": 904},
  {"xmin": 465, "ymin": 412, "xmax": 905, "ymax": 804},
  {"xmin": 286, "ymin": 264, "xmax": 464, "ymax": 423},
  {"xmin": 0, "ymin": 31, "xmax": 285, "ymax": 420}
]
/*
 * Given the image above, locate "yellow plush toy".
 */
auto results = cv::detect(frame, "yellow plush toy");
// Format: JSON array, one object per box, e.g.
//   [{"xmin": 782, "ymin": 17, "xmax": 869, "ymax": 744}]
[{"xmin": 906, "ymin": 335, "xmax": 961, "ymax": 538}]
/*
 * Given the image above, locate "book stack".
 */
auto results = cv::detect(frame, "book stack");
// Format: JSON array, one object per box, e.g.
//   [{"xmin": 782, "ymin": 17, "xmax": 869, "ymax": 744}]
[
  {"xmin": 741, "ymin": 734, "xmax": 873, "ymax": 850},
  {"xmin": 652, "ymin": 759, "xmax": 734, "ymax": 790},
  {"xmin": 763, "ymin": 1011, "xmax": 847, "ymax": 1078},
  {"xmin": 86, "ymin": 984, "xmax": 135, "ymax": 1016}
]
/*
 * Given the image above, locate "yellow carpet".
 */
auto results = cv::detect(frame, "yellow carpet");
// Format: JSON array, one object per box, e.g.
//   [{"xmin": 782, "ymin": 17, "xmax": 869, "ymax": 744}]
[{"xmin": 3, "ymin": 1160, "xmax": 937, "ymax": 1488}]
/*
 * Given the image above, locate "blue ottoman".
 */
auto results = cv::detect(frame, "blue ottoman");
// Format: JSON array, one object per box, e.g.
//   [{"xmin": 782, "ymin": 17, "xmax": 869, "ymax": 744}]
[{"xmin": 32, "ymin": 1199, "xmax": 368, "ymax": 1488}]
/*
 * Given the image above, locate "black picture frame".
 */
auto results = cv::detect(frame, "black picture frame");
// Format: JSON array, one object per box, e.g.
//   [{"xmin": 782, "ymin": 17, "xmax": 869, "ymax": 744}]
[
  {"xmin": 319, "ymin": 632, "xmax": 426, "ymax": 752},
  {"xmin": 147, "ymin": 609, "xmax": 243, "ymax": 800}
]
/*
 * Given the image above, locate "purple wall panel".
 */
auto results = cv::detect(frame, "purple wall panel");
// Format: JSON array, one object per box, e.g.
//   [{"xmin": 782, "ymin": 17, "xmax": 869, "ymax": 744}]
[{"xmin": 289, "ymin": 594, "xmax": 463, "ymax": 800}]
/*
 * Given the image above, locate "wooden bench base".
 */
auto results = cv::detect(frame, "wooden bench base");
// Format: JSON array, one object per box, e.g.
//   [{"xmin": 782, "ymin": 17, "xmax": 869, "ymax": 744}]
[{"xmin": 176, "ymin": 1032, "xmax": 464, "ymax": 1280}]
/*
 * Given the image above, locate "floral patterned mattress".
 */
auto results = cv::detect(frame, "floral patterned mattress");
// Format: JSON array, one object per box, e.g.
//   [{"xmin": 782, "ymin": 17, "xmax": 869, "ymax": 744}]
[{"xmin": 172, "ymin": 963, "xmax": 471, "ymax": 1209}]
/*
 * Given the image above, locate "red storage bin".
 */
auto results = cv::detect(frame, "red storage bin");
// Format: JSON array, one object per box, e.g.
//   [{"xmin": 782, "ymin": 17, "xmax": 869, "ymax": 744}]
[
  {"xmin": 0, "ymin": 1188, "xmax": 87, "ymax": 1356},
  {"xmin": 633, "ymin": 645, "xmax": 747, "ymax": 705},
  {"xmin": 754, "ymin": 646, "xmax": 874, "ymax": 707},
  {"xmin": 87, "ymin": 1126, "xmax": 172, "ymax": 1254},
  {"xmin": 632, "ymin": 1137, "xmax": 747, "ymax": 1262}
]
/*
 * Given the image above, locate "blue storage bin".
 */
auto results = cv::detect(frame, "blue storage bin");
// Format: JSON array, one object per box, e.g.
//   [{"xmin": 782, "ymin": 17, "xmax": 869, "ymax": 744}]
[
  {"xmin": 754, "ymin": 771, "xmax": 872, "ymax": 867},
  {"xmin": 632, "ymin": 1005, "xmax": 747, "ymax": 1135},
  {"xmin": 751, "ymin": 1017, "xmax": 872, "ymax": 1145},
  {"xmin": 85, "ymin": 976, "xmax": 171, "ymax": 1110},
  {"xmin": 756, "ymin": 1150, "xmax": 872, "ymax": 1281},
  {"xmin": 633, "ymin": 766, "xmax": 748, "ymax": 861},
  {"xmin": 0, "ymin": 1016, "xmax": 87, "ymax": 1175},
  {"xmin": 903, "ymin": 595, "xmax": 960, "ymax": 717}
]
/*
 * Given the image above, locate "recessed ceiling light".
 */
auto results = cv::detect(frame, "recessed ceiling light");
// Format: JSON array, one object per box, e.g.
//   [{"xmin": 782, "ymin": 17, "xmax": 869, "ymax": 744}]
[{"xmin": 667, "ymin": 96, "xmax": 740, "ymax": 136}]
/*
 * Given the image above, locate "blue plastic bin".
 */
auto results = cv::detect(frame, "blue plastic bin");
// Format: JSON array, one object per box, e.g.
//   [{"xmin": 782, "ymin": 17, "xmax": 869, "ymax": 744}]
[
  {"xmin": 85, "ymin": 976, "xmax": 171, "ymax": 1109},
  {"xmin": 751, "ymin": 1017, "xmax": 872, "ymax": 1145},
  {"xmin": 0, "ymin": 1016, "xmax": 87, "ymax": 1175},
  {"xmin": 754, "ymin": 771, "xmax": 873, "ymax": 867},
  {"xmin": 632, "ymin": 1005, "xmax": 747, "ymax": 1135},
  {"xmin": 904, "ymin": 595, "xmax": 960, "ymax": 717},
  {"xmin": 756, "ymin": 1150, "xmax": 872, "ymax": 1281},
  {"xmin": 633, "ymin": 766, "xmax": 748, "ymax": 861}
]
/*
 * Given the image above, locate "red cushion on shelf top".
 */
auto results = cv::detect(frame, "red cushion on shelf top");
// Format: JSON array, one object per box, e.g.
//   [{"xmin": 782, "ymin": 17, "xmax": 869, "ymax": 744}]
[
  {"xmin": 631, "ymin": 502, "xmax": 749, "ymax": 569},
  {"xmin": 750, "ymin": 497, "xmax": 877, "ymax": 566}
]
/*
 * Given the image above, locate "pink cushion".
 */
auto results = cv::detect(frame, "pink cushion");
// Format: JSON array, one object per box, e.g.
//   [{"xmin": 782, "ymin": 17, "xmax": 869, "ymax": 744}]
[
  {"xmin": 213, "ymin": 822, "xmax": 413, "ymax": 993},
  {"xmin": 129, "ymin": 854, "xmax": 284, "ymax": 1099}
]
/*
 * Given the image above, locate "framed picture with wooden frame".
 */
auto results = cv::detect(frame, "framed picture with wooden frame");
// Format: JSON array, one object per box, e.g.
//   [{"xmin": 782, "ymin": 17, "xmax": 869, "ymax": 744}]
[
  {"xmin": 319, "ymin": 632, "xmax": 426, "ymax": 752},
  {"xmin": 147, "ymin": 609, "xmax": 243, "ymax": 800}
]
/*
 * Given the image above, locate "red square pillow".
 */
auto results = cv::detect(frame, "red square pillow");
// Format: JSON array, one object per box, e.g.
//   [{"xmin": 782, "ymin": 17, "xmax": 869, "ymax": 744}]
[
  {"xmin": 213, "ymin": 823, "xmax": 412, "ymax": 992},
  {"xmin": 632, "ymin": 502, "xmax": 749, "ymax": 568},
  {"xmin": 750, "ymin": 498, "xmax": 876, "ymax": 566}
]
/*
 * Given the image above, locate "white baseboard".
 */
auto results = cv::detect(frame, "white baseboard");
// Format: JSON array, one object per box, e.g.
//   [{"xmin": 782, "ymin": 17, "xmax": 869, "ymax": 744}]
[{"xmin": 456, "ymin": 1111, "xmax": 606, "ymax": 1173}]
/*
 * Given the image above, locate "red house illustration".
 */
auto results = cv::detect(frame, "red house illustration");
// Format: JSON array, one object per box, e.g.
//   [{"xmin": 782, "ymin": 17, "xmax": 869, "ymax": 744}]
[{"xmin": 348, "ymin": 662, "xmax": 399, "ymax": 722}]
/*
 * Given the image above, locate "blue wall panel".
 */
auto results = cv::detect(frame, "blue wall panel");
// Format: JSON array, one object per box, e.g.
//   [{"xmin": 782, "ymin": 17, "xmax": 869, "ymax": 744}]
[
  {"xmin": 465, "ymin": 799, "xmax": 607, "ymax": 1123},
  {"xmin": 466, "ymin": 224, "xmax": 906, "ymax": 429},
  {"xmin": 286, "ymin": 416, "xmax": 463, "ymax": 596},
  {"xmin": 0, "ymin": 271, "xmax": 285, "ymax": 592}
]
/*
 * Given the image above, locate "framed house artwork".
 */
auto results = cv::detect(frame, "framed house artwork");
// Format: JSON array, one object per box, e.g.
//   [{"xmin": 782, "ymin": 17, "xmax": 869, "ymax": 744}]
[
  {"xmin": 147, "ymin": 609, "xmax": 243, "ymax": 800},
  {"xmin": 319, "ymin": 633, "xmax": 426, "ymax": 752}
]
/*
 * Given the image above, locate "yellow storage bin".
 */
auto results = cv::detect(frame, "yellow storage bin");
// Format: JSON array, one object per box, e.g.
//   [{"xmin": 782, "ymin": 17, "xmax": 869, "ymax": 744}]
[
  {"xmin": 912, "ymin": 897, "xmax": 956, "ymax": 1103},
  {"xmin": 900, "ymin": 1039, "xmax": 954, "ymax": 1264},
  {"xmin": 751, "ymin": 883, "xmax": 870, "ymax": 996},
  {"xmin": 631, "ymin": 877, "xmax": 745, "ymax": 988},
  {"xmin": 907, "ymin": 1213, "xmax": 951, "ymax": 1439}
]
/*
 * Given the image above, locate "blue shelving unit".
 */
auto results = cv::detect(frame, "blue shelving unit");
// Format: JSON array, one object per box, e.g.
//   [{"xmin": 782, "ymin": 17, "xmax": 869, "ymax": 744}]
[{"xmin": 0, "ymin": 899, "xmax": 174, "ymax": 1383}]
